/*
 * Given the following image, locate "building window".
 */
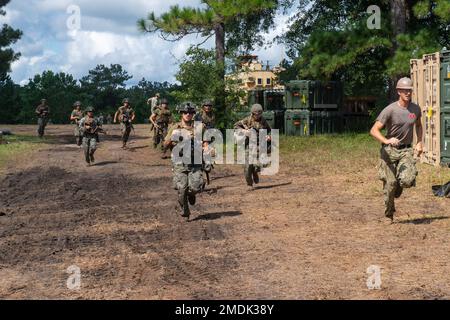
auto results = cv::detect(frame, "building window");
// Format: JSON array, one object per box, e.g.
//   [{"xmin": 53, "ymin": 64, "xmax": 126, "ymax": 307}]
[
  {"xmin": 257, "ymin": 78, "xmax": 262, "ymax": 85},
  {"xmin": 266, "ymin": 78, "xmax": 271, "ymax": 85}
]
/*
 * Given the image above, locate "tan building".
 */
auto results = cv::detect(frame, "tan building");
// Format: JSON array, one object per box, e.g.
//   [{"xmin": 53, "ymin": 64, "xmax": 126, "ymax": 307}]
[{"xmin": 228, "ymin": 55, "xmax": 285, "ymax": 91}]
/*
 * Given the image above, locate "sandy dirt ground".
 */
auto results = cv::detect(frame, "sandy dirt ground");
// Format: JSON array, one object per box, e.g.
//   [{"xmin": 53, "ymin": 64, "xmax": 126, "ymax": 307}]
[{"xmin": 0, "ymin": 124, "xmax": 449, "ymax": 299}]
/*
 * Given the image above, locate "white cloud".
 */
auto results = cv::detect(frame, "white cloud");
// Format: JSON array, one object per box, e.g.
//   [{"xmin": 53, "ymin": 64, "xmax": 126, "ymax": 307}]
[{"xmin": 5, "ymin": 0, "xmax": 288, "ymax": 86}]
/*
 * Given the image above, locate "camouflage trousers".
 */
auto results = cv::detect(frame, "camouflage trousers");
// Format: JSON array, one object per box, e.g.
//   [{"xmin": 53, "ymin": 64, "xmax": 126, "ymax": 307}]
[
  {"xmin": 153, "ymin": 125, "xmax": 168, "ymax": 148},
  {"xmin": 37, "ymin": 117, "xmax": 48, "ymax": 137},
  {"xmin": 120, "ymin": 123, "xmax": 132, "ymax": 143},
  {"xmin": 172, "ymin": 164, "xmax": 204, "ymax": 203},
  {"xmin": 82, "ymin": 135, "xmax": 97, "ymax": 163},
  {"xmin": 377, "ymin": 145, "xmax": 418, "ymax": 217},
  {"xmin": 74, "ymin": 125, "xmax": 82, "ymax": 146}
]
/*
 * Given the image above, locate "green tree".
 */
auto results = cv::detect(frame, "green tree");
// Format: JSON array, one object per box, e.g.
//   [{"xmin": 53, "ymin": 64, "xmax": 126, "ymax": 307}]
[
  {"xmin": 173, "ymin": 46, "xmax": 245, "ymax": 128},
  {"xmin": 0, "ymin": 75, "xmax": 22, "ymax": 123},
  {"xmin": 19, "ymin": 71, "xmax": 79, "ymax": 124},
  {"xmin": 80, "ymin": 64, "xmax": 132, "ymax": 111},
  {"xmin": 0, "ymin": 0, "xmax": 23, "ymax": 81},
  {"xmin": 280, "ymin": 0, "xmax": 450, "ymax": 100},
  {"xmin": 138, "ymin": 0, "xmax": 291, "ymax": 109}
]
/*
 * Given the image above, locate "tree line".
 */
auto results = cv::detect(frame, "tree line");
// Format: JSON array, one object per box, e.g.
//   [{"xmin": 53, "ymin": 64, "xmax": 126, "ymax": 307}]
[{"xmin": 0, "ymin": 64, "xmax": 179, "ymax": 124}]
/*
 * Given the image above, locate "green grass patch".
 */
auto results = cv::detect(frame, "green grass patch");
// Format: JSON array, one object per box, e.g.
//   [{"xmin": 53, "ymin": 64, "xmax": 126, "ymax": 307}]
[
  {"xmin": 279, "ymin": 133, "xmax": 380, "ymax": 173},
  {"xmin": 0, "ymin": 135, "xmax": 45, "ymax": 171}
]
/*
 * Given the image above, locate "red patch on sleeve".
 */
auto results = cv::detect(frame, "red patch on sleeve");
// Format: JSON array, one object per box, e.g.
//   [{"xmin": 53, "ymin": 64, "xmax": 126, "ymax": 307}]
[{"xmin": 408, "ymin": 113, "xmax": 417, "ymax": 119}]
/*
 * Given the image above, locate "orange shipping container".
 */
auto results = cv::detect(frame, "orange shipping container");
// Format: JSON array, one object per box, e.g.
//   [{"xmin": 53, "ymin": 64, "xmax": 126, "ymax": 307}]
[{"xmin": 411, "ymin": 52, "xmax": 441, "ymax": 166}]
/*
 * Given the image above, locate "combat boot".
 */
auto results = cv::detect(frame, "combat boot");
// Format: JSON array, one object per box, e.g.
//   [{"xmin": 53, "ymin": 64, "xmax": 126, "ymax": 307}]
[
  {"xmin": 245, "ymin": 166, "xmax": 254, "ymax": 186},
  {"xmin": 394, "ymin": 183, "xmax": 403, "ymax": 198},
  {"xmin": 252, "ymin": 170, "xmax": 259, "ymax": 184},
  {"xmin": 188, "ymin": 191, "xmax": 196, "ymax": 205},
  {"xmin": 178, "ymin": 190, "xmax": 190, "ymax": 218},
  {"xmin": 90, "ymin": 152, "xmax": 95, "ymax": 163}
]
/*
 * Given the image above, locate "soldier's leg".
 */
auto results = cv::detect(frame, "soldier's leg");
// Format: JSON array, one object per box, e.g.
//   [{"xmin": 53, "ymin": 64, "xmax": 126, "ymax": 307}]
[
  {"xmin": 37, "ymin": 118, "xmax": 44, "ymax": 137},
  {"xmin": 82, "ymin": 137, "xmax": 90, "ymax": 164},
  {"xmin": 378, "ymin": 148, "xmax": 399, "ymax": 219},
  {"xmin": 397, "ymin": 149, "xmax": 417, "ymax": 188},
  {"xmin": 244, "ymin": 148, "xmax": 254, "ymax": 186},
  {"xmin": 89, "ymin": 138, "xmax": 97, "ymax": 163},
  {"xmin": 173, "ymin": 166, "xmax": 190, "ymax": 217},
  {"xmin": 123, "ymin": 126, "xmax": 131, "ymax": 143},
  {"xmin": 187, "ymin": 167, "xmax": 203, "ymax": 205},
  {"xmin": 153, "ymin": 128, "xmax": 159, "ymax": 148}
]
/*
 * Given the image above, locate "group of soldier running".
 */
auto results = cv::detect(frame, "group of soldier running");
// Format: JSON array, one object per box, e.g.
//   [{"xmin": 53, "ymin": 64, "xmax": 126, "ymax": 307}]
[
  {"xmin": 35, "ymin": 95, "xmax": 270, "ymax": 219},
  {"xmin": 33, "ymin": 77, "xmax": 422, "ymax": 222}
]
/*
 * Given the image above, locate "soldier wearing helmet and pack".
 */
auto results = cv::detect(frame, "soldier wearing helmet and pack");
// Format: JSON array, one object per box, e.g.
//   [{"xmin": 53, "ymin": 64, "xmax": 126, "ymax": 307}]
[
  {"xmin": 70, "ymin": 101, "xmax": 84, "ymax": 146},
  {"xmin": 370, "ymin": 77, "xmax": 423, "ymax": 222},
  {"xmin": 35, "ymin": 98, "xmax": 50, "ymax": 138},
  {"xmin": 234, "ymin": 103, "xmax": 272, "ymax": 189},
  {"xmin": 79, "ymin": 107, "xmax": 106, "ymax": 166},
  {"xmin": 114, "ymin": 98, "xmax": 135, "ymax": 149},
  {"xmin": 150, "ymin": 98, "xmax": 173, "ymax": 157},
  {"xmin": 147, "ymin": 93, "xmax": 161, "ymax": 132},
  {"xmin": 163, "ymin": 102, "xmax": 208, "ymax": 219},
  {"xmin": 195, "ymin": 99, "xmax": 216, "ymax": 130}
]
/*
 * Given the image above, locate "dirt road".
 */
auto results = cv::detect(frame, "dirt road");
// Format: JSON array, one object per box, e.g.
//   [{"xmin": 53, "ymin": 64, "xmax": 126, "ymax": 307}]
[{"xmin": 1, "ymin": 125, "xmax": 449, "ymax": 299}]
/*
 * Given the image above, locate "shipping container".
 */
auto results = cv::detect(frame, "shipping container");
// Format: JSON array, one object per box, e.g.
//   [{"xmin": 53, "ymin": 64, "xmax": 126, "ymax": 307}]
[
  {"xmin": 285, "ymin": 109, "xmax": 311, "ymax": 136},
  {"xmin": 285, "ymin": 80, "xmax": 342, "ymax": 110},
  {"xmin": 410, "ymin": 49, "xmax": 450, "ymax": 166}
]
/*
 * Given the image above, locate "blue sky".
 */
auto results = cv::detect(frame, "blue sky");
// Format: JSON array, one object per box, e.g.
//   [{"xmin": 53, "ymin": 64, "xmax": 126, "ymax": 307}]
[{"xmin": 1, "ymin": 0, "xmax": 292, "ymax": 86}]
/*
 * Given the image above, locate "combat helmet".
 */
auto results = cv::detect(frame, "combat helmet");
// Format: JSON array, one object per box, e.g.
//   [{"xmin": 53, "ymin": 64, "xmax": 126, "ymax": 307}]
[
  {"xmin": 178, "ymin": 101, "xmax": 196, "ymax": 114},
  {"xmin": 202, "ymin": 99, "xmax": 213, "ymax": 107},
  {"xmin": 396, "ymin": 77, "xmax": 413, "ymax": 90},
  {"xmin": 73, "ymin": 101, "xmax": 82, "ymax": 107},
  {"xmin": 122, "ymin": 98, "xmax": 130, "ymax": 104},
  {"xmin": 251, "ymin": 103, "xmax": 263, "ymax": 114},
  {"xmin": 85, "ymin": 106, "xmax": 95, "ymax": 112}
]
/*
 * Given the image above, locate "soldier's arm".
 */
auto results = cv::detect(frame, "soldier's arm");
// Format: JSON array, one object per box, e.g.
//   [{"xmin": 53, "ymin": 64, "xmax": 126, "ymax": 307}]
[
  {"xmin": 370, "ymin": 121, "xmax": 398, "ymax": 145},
  {"xmin": 150, "ymin": 114, "xmax": 158, "ymax": 126},
  {"xmin": 163, "ymin": 126, "xmax": 175, "ymax": 148},
  {"xmin": 113, "ymin": 110, "xmax": 119, "ymax": 123},
  {"xmin": 131, "ymin": 111, "xmax": 136, "ymax": 122},
  {"xmin": 415, "ymin": 118, "xmax": 423, "ymax": 155},
  {"xmin": 35, "ymin": 106, "xmax": 41, "ymax": 115}
]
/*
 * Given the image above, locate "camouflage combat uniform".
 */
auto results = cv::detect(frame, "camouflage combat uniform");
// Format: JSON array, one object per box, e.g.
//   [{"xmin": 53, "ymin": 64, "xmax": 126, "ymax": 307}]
[
  {"xmin": 376, "ymin": 101, "xmax": 421, "ymax": 218},
  {"xmin": 71, "ymin": 109, "xmax": 84, "ymax": 146},
  {"xmin": 117, "ymin": 105, "xmax": 135, "ymax": 147},
  {"xmin": 35, "ymin": 103, "xmax": 50, "ymax": 137},
  {"xmin": 152, "ymin": 105, "xmax": 173, "ymax": 152},
  {"xmin": 165, "ymin": 119, "xmax": 205, "ymax": 218},
  {"xmin": 79, "ymin": 115, "xmax": 101, "ymax": 165},
  {"xmin": 195, "ymin": 110, "xmax": 216, "ymax": 130},
  {"xmin": 234, "ymin": 114, "xmax": 271, "ymax": 187}
]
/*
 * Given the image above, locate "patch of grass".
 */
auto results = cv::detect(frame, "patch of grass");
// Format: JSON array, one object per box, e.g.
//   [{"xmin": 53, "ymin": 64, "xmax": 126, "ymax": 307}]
[
  {"xmin": 0, "ymin": 135, "xmax": 45, "ymax": 171},
  {"xmin": 279, "ymin": 133, "xmax": 380, "ymax": 173}
]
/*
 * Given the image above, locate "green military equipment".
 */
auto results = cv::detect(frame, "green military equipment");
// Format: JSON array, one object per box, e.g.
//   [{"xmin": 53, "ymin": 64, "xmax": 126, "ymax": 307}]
[
  {"xmin": 285, "ymin": 80, "xmax": 343, "ymax": 110},
  {"xmin": 284, "ymin": 109, "xmax": 311, "ymax": 136},
  {"xmin": 263, "ymin": 89, "xmax": 285, "ymax": 133},
  {"xmin": 441, "ymin": 49, "xmax": 450, "ymax": 165}
]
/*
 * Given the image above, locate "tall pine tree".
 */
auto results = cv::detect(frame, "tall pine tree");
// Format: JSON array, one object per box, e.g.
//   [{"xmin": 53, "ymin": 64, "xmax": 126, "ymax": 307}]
[{"xmin": 0, "ymin": 0, "xmax": 22, "ymax": 81}]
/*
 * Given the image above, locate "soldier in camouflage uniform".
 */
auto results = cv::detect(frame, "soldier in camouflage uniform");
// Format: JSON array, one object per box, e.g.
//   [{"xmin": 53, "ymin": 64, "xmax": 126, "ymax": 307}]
[
  {"xmin": 147, "ymin": 93, "xmax": 160, "ymax": 132},
  {"xmin": 195, "ymin": 99, "xmax": 217, "ymax": 183},
  {"xmin": 234, "ymin": 104, "xmax": 272, "ymax": 189},
  {"xmin": 370, "ymin": 77, "xmax": 423, "ymax": 221},
  {"xmin": 70, "ymin": 101, "xmax": 84, "ymax": 146},
  {"xmin": 195, "ymin": 99, "xmax": 216, "ymax": 129},
  {"xmin": 35, "ymin": 98, "xmax": 50, "ymax": 138},
  {"xmin": 150, "ymin": 98, "xmax": 173, "ymax": 158},
  {"xmin": 114, "ymin": 98, "xmax": 135, "ymax": 149},
  {"xmin": 163, "ymin": 102, "xmax": 207, "ymax": 218},
  {"xmin": 79, "ymin": 107, "xmax": 105, "ymax": 166}
]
